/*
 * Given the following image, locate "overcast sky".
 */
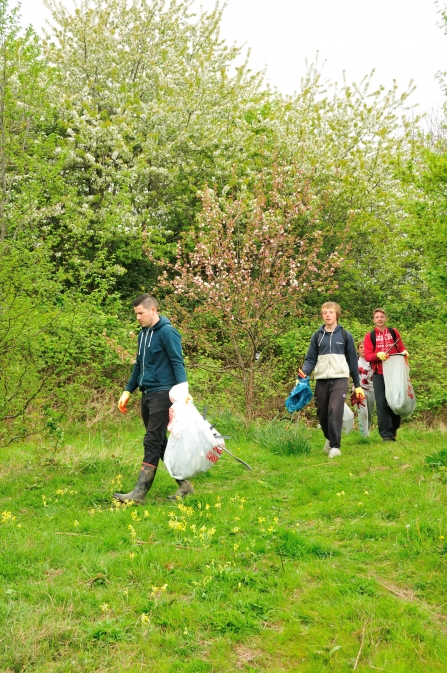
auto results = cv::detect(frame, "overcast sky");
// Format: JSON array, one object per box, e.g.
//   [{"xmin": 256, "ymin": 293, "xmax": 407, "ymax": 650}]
[{"xmin": 17, "ymin": 0, "xmax": 447, "ymax": 113}]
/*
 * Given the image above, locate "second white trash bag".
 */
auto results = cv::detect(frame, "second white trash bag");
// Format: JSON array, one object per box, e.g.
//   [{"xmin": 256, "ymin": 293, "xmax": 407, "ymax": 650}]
[
  {"xmin": 164, "ymin": 383, "xmax": 224, "ymax": 480},
  {"xmin": 383, "ymin": 354, "xmax": 416, "ymax": 418},
  {"xmin": 342, "ymin": 403, "xmax": 354, "ymax": 434}
]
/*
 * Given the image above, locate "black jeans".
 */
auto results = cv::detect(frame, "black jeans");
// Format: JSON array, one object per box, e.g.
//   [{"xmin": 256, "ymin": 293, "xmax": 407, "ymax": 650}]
[
  {"xmin": 314, "ymin": 378, "xmax": 348, "ymax": 449},
  {"xmin": 372, "ymin": 373, "xmax": 401, "ymax": 439},
  {"xmin": 140, "ymin": 390, "xmax": 172, "ymax": 467}
]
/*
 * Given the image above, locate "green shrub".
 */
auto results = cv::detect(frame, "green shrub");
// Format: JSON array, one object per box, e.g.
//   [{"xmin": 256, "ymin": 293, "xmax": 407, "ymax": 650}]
[
  {"xmin": 425, "ymin": 448, "xmax": 447, "ymax": 468},
  {"xmin": 253, "ymin": 419, "xmax": 311, "ymax": 456}
]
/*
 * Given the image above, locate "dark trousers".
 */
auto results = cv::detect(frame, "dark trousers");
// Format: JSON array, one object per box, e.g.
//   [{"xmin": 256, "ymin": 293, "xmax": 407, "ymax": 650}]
[
  {"xmin": 140, "ymin": 390, "xmax": 172, "ymax": 467},
  {"xmin": 372, "ymin": 373, "xmax": 401, "ymax": 439},
  {"xmin": 314, "ymin": 378, "xmax": 348, "ymax": 449}
]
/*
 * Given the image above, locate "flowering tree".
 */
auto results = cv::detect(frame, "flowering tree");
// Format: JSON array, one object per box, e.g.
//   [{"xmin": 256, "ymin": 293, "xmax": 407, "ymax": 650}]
[{"xmin": 154, "ymin": 166, "xmax": 345, "ymax": 418}]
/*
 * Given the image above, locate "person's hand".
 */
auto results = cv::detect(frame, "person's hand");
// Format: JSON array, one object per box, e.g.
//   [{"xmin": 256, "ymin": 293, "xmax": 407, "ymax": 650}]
[
  {"xmin": 377, "ymin": 352, "xmax": 389, "ymax": 361},
  {"xmin": 297, "ymin": 368, "xmax": 307, "ymax": 379},
  {"xmin": 118, "ymin": 391, "xmax": 131, "ymax": 413},
  {"xmin": 401, "ymin": 350, "xmax": 409, "ymax": 358},
  {"xmin": 355, "ymin": 387, "xmax": 365, "ymax": 399},
  {"xmin": 185, "ymin": 394, "xmax": 193, "ymax": 404},
  {"xmin": 350, "ymin": 391, "xmax": 365, "ymax": 407}
]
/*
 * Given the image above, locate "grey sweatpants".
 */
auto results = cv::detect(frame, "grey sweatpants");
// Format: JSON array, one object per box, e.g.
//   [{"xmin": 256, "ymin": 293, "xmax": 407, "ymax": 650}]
[
  {"xmin": 314, "ymin": 378, "xmax": 349, "ymax": 449},
  {"xmin": 357, "ymin": 388, "xmax": 375, "ymax": 437}
]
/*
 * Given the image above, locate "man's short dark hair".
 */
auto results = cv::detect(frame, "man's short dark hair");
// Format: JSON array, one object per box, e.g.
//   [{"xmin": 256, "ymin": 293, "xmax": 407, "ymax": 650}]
[
  {"xmin": 132, "ymin": 294, "xmax": 158, "ymax": 310},
  {"xmin": 373, "ymin": 307, "xmax": 387, "ymax": 317}
]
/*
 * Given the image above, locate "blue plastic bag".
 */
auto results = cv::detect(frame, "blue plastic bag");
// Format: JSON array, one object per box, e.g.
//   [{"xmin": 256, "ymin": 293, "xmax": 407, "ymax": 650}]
[{"xmin": 285, "ymin": 377, "xmax": 313, "ymax": 413}]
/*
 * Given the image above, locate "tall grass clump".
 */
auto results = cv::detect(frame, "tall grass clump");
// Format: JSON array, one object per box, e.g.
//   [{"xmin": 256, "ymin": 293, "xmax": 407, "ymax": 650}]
[{"xmin": 254, "ymin": 419, "xmax": 311, "ymax": 456}]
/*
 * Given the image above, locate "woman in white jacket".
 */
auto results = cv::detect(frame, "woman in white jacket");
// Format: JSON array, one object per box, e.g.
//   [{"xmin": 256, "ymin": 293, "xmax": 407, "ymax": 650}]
[{"xmin": 356, "ymin": 340, "xmax": 375, "ymax": 437}]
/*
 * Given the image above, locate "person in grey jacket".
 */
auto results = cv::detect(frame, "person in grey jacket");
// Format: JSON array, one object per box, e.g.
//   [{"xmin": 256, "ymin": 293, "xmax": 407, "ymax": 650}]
[{"xmin": 299, "ymin": 302, "xmax": 365, "ymax": 458}]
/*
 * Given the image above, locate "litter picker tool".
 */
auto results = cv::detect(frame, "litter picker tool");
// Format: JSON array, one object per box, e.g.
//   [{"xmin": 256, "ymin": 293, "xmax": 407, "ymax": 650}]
[{"xmin": 385, "ymin": 337, "xmax": 402, "ymax": 355}]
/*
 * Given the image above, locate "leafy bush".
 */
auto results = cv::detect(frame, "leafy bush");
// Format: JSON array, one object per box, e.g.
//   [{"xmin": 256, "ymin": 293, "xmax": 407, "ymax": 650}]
[
  {"xmin": 425, "ymin": 448, "xmax": 447, "ymax": 468},
  {"xmin": 253, "ymin": 419, "xmax": 311, "ymax": 456}
]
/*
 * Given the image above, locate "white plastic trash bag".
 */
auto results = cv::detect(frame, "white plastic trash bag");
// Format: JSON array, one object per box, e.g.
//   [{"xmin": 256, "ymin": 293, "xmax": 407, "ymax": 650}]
[
  {"xmin": 383, "ymin": 354, "xmax": 416, "ymax": 418},
  {"xmin": 342, "ymin": 403, "xmax": 354, "ymax": 434},
  {"xmin": 164, "ymin": 397, "xmax": 225, "ymax": 480}
]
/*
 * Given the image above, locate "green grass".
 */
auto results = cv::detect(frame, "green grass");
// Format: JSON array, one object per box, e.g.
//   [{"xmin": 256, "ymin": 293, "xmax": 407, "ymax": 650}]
[{"xmin": 1, "ymin": 417, "xmax": 447, "ymax": 672}]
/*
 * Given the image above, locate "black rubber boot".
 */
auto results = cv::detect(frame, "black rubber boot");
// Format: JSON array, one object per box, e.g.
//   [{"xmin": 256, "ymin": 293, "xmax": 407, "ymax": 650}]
[
  {"xmin": 113, "ymin": 464, "xmax": 156, "ymax": 504},
  {"xmin": 168, "ymin": 479, "xmax": 194, "ymax": 500}
]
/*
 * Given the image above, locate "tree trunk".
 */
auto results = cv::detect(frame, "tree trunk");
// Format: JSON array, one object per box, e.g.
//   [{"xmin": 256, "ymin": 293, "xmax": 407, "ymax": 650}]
[{"xmin": 244, "ymin": 361, "xmax": 256, "ymax": 422}]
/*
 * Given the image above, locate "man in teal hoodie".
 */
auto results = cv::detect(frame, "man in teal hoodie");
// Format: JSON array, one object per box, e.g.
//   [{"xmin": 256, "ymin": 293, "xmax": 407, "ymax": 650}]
[{"xmin": 114, "ymin": 294, "xmax": 192, "ymax": 503}]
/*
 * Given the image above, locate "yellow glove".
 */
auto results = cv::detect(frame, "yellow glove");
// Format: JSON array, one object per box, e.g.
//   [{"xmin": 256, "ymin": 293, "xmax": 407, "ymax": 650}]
[
  {"xmin": 377, "ymin": 352, "xmax": 389, "ymax": 361},
  {"xmin": 185, "ymin": 394, "xmax": 193, "ymax": 404},
  {"xmin": 118, "ymin": 391, "xmax": 131, "ymax": 413},
  {"xmin": 354, "ymin": 387, "xmax": 365, "ymax": 400}
]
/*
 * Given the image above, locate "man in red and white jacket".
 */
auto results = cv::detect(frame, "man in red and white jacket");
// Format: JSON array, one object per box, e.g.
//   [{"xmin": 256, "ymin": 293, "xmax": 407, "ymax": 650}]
[{"xmin": 363, "ymin": 308, "xmax": 409, "ymax": 441}]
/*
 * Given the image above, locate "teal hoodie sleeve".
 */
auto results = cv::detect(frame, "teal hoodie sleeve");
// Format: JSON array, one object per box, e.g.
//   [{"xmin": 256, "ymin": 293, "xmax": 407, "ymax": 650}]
[
  {"xmin": 124, "ymin": 333, "xmax": 141, "ymax": 393},
  {"xmin": 161, "ymin": 326, "xmax": 187, "ymax": 384}
]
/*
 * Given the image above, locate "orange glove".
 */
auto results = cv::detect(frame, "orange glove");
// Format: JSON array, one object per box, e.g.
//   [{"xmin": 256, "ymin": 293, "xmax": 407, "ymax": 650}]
[
  {"xmin": 297, "ymin": 368, "xmax": 307, "ymax": 379},
  {"xmin": 118, "ymin": 391, "xmax": 131, "ymax": 413}
]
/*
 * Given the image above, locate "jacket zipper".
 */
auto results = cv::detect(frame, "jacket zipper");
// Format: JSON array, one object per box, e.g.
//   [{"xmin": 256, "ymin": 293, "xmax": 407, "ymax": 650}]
[{"xmin": 139, "ymin": 330, "xmax": 149, "ymax": 387}]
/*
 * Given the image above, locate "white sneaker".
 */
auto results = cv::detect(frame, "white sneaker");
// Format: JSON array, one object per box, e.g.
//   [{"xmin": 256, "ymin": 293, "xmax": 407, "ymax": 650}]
[
  {"xmin": 323, "ymin": 439, "xmax": 331, "ymax": 455},
  {"xmin": 328, "ymin": 448, "xmax": 342, "ymax": 458}
]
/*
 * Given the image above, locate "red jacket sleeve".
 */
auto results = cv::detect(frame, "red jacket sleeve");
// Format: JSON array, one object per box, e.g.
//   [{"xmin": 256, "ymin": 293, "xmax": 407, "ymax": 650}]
[{"xmin": 363, "ymin": 332, "xmax": 378, "ymax": 364}]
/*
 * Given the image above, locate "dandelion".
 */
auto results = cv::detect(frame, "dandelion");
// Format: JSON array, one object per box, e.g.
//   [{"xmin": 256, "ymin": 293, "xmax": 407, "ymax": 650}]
[
  {"xmin": 144, "ymin": 510, "xmax": 149, "ymax": 518},
  {"xmin": 267, "ymin": 526, "xmax": 275, "ymax": 533},
  {"xmin": 273, "ymin": 517, "xmax": 279, "ymax": 525},
  {"xmin": 258, "ymin": 517, "xmax": 266, "ymax": 524},
  {"xmin": 112, "ymin": 475, "xmax": 123, "ymax": 491},
  {"xmin": 129, "ymin": 552, "xmax": 136, "ymax": 559},
  {"xmin": 208, "ymin": 527, "xmax": 216, "ymax": 537},
  {"xmin": 128, "ymin": 524, "xmax": 137, "ymax": 540},
  {"xmin": 231, "ymin": 527, "xmax": 240, "ymax": 533},
  {"xmin": 1, "ymin": 511, "xmax": 16, "ymax": 524},
  {"xmin": 100, "ymin": 603, "xmax": 109, "ymax": 613},
  {"xmin": 205, "ymin": 504, "xmax": 210, "ymax": 511},
  {"xmin": 73, "ymin": 520, "xmax": 79, "ymax": 528},
  {"xmin": 197, "ymin": 502, "xmax": 202, "ymax": 509},
  {"xmin": 42, "ymin": 495, "xmax": 48, "ymax": 507},
  {"xmin": 131, "ymin": 510, "xmax": 140, "ymax": 522},
  {"xmin": 214, "ymin": 502, "xmax": 222, "ymax": 509},
  {"xmin": 140, "ymin": 613, "xmax": 150, "ymax": 625},
  {"xmin": 233, "ymin": 543, "xmax": 239, "ymax": 551},
  {"xmin": 89, "ymin": 509, "xmax": 96, "ymax": 516},
  {"xmin": 440, "ymin": 535, "xmax": 445, "ymax": 540},
  {"xmin": 364, "ymin": 491, "xmax": 369, "ymax": 495},
  {"xmin": 177, "ymin": 503, "xmax": 194, "ymax": 517}
]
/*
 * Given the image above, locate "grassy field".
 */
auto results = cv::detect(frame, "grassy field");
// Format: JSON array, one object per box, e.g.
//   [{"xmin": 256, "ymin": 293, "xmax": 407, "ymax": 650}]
[{"xmin": 1, "ymin": 414, "xmax": 447, "ymax": 672}]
